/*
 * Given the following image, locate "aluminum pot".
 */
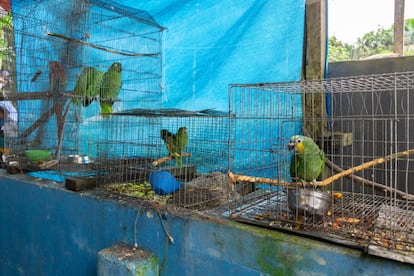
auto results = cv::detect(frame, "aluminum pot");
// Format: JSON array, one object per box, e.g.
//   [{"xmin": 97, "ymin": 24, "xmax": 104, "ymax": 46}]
[
  {"xmin": 68, "ymin": 155, "xmax": 92, "ymax": 164},
  {"xmin": 287, "ymin": 188, "xmax": 331, "ymax": 216}
]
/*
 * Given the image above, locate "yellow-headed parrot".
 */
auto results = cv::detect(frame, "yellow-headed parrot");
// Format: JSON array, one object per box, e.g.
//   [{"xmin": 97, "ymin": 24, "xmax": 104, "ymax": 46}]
[{"xmin": 288, "ymin": 135, "xmax": 325, "ymax": 186}]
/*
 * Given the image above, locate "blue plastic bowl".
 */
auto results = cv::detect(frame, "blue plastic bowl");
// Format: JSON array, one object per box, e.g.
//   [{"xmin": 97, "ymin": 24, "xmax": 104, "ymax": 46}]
[{"xmin": 148, "ymin": 171, "xmax": 180, "ymax": 195}]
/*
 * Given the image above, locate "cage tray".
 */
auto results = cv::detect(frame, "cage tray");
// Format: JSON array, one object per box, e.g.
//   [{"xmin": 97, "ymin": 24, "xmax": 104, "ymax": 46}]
[{"xmin": 225, "ymin": 190, "xmax": 414, "ymax": 264}]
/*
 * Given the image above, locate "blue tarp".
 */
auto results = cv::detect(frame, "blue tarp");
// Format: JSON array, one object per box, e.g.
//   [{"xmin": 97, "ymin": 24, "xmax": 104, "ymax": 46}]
[
  {"xmin": 108, "ymin": 0, "xmax": 306, "ymax": 178},
  {"xmin": 121, "ymin": 0, "xmax": 306, "ymax": 110}
]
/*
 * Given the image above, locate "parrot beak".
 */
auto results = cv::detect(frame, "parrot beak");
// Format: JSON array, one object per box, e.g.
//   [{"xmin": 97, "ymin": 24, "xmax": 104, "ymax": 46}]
[{"xmin": 287, "ymin": 142, "xmax": 296, "ymax": 151}]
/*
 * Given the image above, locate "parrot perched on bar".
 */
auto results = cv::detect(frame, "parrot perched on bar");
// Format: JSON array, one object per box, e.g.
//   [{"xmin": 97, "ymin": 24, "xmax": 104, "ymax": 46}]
[
  {"xmin": 99, "ymin": 62, "xmax": 122, "ymax": 118},
  {"xmin": 160, "ymin": 127, "xmax": 188, "ymax": 168},
  {"xmin": 72, "ymin": 67, "xmax": 104, "ymax": 107},
  {"xmin": 288, "ymin": 135, "xmax": 326, "ymax": 186}
]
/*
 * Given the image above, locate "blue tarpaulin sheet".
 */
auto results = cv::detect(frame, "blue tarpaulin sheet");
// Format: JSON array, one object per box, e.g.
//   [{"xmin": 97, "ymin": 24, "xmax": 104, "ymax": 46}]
[{"xmin": 122, "ymin": 0, "xmax": 306, "ymax": 110}]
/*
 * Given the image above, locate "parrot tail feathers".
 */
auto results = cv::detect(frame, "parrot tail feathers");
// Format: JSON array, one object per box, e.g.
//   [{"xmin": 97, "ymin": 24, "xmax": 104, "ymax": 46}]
[
  {"xmin": 175, "ymin": 157, "xmax": 183, "ymax": 168},
  {"xmin": 100, "ymin": 101, "xmax": 113, "ymax": 118}
]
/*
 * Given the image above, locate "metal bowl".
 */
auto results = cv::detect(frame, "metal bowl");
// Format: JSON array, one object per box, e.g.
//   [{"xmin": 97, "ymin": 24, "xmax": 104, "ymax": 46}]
[
  {"xmin": 68, "ymin": 155, "xmax": 92, "ymax": 164},
  {"xmin": 287, "ymin": 188, "xmax": 332, "ymax": 216}
]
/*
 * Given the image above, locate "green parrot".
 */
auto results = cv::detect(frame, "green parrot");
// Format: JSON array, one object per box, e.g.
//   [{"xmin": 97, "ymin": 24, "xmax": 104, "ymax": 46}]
[
  {"xmin": 72, "ymin": 67, "xmax": 104, "ymax": 107},
  {"xmin": 100, "ymin": 62, "xmax": 122, "ymax": 118},
  {"xmin": 160, "ymin": 127, "xmax": 188, "ymax": 168},
  {"xmin": 288, "ymin": 135, "xmax": 325, "ymax": 186}
]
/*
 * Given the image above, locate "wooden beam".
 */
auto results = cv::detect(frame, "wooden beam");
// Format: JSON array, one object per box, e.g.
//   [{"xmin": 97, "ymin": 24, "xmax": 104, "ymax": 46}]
[
  {"xmin": 0, "ymin": 91, "xmax": 51, "ymax": 101},
  {"xmin": 304, "ymin": 0, "xmax": 326, "ymax": 80},
  {"xmin": 65, "ymin": 177, "xmax": 97, "ymax": 192},
  {"xmin": 303, "ymin": 0, "xmax": 328, "ymax": 139},
  {"xmin": 393, "ymin": 0, "xmax": 405, "ymax": 55}
]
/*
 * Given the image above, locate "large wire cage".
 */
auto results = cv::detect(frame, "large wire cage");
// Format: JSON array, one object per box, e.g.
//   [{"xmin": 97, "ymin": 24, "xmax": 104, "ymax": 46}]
[
  {"xmin": 6, "ymin": 0, "xmax": 164, "ymax": 177},
  {"xmin": 226, "ymin": 71, "xmax": 414, "ymax": 264},
  {"xmin": 4, "ymin": 0, "xmax": 235, "ymax": 211}
]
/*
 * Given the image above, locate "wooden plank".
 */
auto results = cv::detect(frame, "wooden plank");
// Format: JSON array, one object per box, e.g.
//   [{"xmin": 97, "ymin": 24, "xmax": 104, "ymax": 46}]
[
  {"xmin": 0, "ymin": 92, "xmax": 51, "ymax": 101},
  {"xmin": 65, "ymin": 176, "xmax": 97, "ymax": 191}
]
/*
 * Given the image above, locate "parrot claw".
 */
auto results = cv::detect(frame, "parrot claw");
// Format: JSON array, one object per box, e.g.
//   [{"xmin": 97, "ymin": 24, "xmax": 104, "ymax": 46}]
[
  {"xmin": 312, "ymin": 179, "xmax": 318, "ymax": 189},
  {"xmin": 301, "ymin": 179, "xmax": 307, "ymax": 187}
]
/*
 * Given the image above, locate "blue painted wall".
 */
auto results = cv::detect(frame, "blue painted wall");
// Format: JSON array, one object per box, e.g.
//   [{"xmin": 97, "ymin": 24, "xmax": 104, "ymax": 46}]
[{"xmin": 1, "ymin": 172, "xmax": 413, "ymax": 275}]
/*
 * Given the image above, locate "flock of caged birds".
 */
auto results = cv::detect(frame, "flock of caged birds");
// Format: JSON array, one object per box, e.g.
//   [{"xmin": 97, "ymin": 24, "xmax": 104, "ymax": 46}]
[
  {"xmin": 53, "ymin": 61, "xmax": 323, "ymax": 177},
  {"xmin": 157, "ymin": 131, "xmax": 324, "ymax": 182},
  {"xmin": 156, "ymin": 130, "xmax": 324, "ymax": 182},
  {"xmin": 52, "ymin": 61, "xmax": 189, "ymax": 167},
  {"xmin": 71, "ymin": 61, "xmax": 122, "ymax": 118}
]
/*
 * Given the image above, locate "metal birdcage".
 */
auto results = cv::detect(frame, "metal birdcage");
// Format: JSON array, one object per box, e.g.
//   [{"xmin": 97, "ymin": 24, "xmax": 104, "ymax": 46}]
[
  {"xmin": 5, "ymin": 0, "xmax": 164, "ymax": 177},
  {"xmin": 97, "ymin": 108, "xmax": 233, "ymax": 210},
  {"xmin": 5, "ymin": 0, "xmax": 235, "ymax": 210},
  {"xmin": 225, "ymin": 71, "xmax": 414, "ymax": 264}
]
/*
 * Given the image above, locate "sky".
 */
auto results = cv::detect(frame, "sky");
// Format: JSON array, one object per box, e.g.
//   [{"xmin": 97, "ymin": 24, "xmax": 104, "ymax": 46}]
[{"xmin": 328, "ymin": 0, "xmax": 414, "ymax": 44}]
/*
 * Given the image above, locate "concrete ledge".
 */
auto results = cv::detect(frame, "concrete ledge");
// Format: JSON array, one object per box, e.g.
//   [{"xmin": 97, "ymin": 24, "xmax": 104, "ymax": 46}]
[{"xmin": 97, "ymin": 242, "xmax": 158, "ymax": 276}]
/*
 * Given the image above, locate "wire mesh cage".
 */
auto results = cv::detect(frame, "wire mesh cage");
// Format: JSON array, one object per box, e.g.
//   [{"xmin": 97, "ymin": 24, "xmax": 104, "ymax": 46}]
[
  {"xmin": 4, "ymin": 0, "xmax": 234, "ymax": 211},
  {"xmin": 97, "ymin": 109, "xmax": 233, "ymax": 210},
  {"xmin": 5, "ymin": 0, "xmax": 164, "ymax": 177},
  {"xmin": 226, "ymin": 71, "xmax": 414, "ymax": 264}
]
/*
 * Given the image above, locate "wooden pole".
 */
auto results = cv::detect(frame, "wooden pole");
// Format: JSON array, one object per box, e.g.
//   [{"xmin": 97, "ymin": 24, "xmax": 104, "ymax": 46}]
[
  {"xmin": 303, "ymin": 0, "xmax": 328, "ymax": 138},
  {"xmin": 393, "ymin": 0, "xmax": 405, "ymax": 55}
]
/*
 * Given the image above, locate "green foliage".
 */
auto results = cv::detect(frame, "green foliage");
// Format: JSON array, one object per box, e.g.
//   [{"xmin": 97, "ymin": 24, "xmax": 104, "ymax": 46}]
[
  {"xmin": 353, "ymin": 26, "xmax": 393, "ymax": 59},
  {"xmin": 0, "ymin": 11, "xmax": 14, "ymax": 64},
  {"xmin": 328, "ymin": 36, "xmax": 351, "ymax": 62},
  {"xmin": 405, "ymin": 18, "xmax": 414, "ymax": 54},
  {"xmin": 329, "ymin": 18, "xmax": 414, "ymax": 61}
]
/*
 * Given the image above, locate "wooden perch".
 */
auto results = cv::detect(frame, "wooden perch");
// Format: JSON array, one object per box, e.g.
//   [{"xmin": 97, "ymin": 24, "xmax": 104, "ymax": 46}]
[
  {"xmin": 325, "ymin": 159, "xmax": 414, "ymax": 200},
  {"xmin": 228, "ymin": 148, "xmax": 414, "ymax": 200},
  {"xmin": 318, "ymin": 148, "xmax": 414, "ymax": 187},
  {"xmin": 0, "ymin": 92, "xmax": 51, "ymax": 101},
  {"xmin": 47, "ymin": 32, "xmax": 160, "ymax": 57},
  {"xmin": 151, "ymin": 153, "xmax": 191, "ymax": 166},
  {"xmin": 18, "ymin": 92, "xmax": 73, "ymax": 139},
  {"xmin": 20, "ymin": 107, "xmax": 55, "ymax": 139},
  {"xmin": 295, "ymin": 128, "xmax": 413, "ymax": 198},
  {"xmin": 38, "ymin": 159, "xmax": 59, "ymax": 170},
  {"xmin": 228, "ymin": 172, "xmax": 291, "ymax": 186},
  {"xmin": 0, "ymin": 90, "xmax": 78, "ymax": 101}
]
